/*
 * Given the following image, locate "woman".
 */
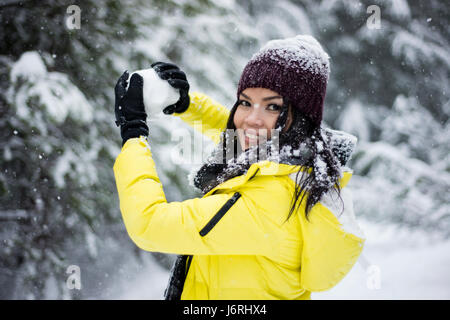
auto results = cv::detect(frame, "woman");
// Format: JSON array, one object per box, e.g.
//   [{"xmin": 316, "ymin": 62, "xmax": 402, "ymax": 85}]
[{"xmin": 113, "ymin": 35, "xmax": 365, "ymax": 300}]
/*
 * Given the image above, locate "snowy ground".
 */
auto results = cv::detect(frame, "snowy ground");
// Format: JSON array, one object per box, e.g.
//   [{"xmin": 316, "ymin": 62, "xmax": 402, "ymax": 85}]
[
  {"xmin": 313, "ymin": 220, "xmax": 450, "ymax": 300},
  {"xmin": 114, "ymin": 219, "xmax": 450, "ymax": 300}
]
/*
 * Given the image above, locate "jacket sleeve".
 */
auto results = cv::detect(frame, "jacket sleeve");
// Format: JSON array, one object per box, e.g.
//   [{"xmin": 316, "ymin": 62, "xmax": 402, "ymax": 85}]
[
  {"xmin": 173, "ymin": 92, "xmax": 230, "ymax": 144},
  {"xmin": 113, "ymin": 137, "xmax": 281, "ymax": 258},
  {"xmin": 298, "ymin": 173, "xmax": 366, "ymax": 292}
]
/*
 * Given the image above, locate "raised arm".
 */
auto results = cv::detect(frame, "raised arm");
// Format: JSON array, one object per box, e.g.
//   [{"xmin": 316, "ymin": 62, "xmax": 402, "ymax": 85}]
[
  {"xmin": 149, "ymin": 62, "xmax": 230, "ymax": 144},
  {"xmin": 113, "ymin": 66, "xmax": 285, "ymax": 259},
  {"xmin": 174, "ymin": 92, "xmax": 230, "ymax": 144},
  {"xmin": 114, "ymin": 136, "xmax": 285, "ymax": 259}
]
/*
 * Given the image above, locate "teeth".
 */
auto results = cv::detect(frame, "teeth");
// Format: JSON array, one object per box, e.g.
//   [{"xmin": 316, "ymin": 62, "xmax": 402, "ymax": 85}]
[{"xmin": 245, "ymin": 133, "xmax": 258, "ymax": 139}]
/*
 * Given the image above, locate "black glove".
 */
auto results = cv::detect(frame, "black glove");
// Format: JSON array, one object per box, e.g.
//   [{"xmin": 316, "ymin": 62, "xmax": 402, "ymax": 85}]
[
  {"xmin": 151, "ymin": 62, "xmax": 190, "ymax": 114},
  {"xmin": 114, "ymin": 71, "xmax": 149, "ymax": 145}
]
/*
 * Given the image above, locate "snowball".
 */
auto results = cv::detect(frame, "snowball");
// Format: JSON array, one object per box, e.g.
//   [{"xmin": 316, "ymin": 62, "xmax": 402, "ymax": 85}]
[{"xmin": 127, "ymin": 68, "xmax": 180, "ymax": 116}]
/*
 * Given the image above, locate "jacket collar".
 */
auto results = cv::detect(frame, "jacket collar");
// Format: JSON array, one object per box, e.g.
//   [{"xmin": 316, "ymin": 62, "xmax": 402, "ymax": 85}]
[
  {"xmin": 203, "ymin": 161, "xmax": 305, "ymax": 196},
  {"xmin": 204, "ymin": 160, "xmax": 353, "ymax": 197}
]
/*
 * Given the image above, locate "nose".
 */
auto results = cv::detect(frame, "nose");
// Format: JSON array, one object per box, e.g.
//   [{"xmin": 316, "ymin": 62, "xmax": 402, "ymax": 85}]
[{"xmin": 244, "ymin": 106, "xmax": 264, "ymax": 128}]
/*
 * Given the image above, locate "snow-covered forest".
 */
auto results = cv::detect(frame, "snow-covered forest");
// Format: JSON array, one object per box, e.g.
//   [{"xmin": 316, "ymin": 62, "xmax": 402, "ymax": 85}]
[{"xmin": 0, "ymin": 0, "xmax": 448, "ymax": 299}]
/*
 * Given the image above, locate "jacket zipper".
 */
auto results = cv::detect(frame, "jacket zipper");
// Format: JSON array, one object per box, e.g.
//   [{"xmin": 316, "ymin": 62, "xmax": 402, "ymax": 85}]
[
  {"xmin": 199, "ymin": 192, "xmax": 242, "ymax": 237},
  {"xmin": 185, "ymin": 255, "xmax": 193, "ymax": 275}
]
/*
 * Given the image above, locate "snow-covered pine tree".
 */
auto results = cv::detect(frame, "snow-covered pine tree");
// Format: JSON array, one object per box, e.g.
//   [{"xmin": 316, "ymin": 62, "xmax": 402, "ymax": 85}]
[
  {"xmin": 0, "ymin": 0, "xmax": 153, "ymax": 299},
  {"xmin": 308, "ymin": 0, "xmax": 449, "ymax": 234}
]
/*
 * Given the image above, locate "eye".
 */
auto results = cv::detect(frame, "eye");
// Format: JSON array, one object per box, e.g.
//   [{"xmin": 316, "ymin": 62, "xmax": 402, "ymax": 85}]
[
  {"xmin": 238, "ymin": 99, "xmax": 251, "ymax": 107},
  {"xmin": 267, "ymin": 104, "xmax": 282, "ymax": 111}
]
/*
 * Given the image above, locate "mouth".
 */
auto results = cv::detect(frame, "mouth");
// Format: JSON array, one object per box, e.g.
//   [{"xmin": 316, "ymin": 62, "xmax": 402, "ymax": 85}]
[
  {"xmin": 244, "ymin": 131, "xmax": 259, "ymax": 140},
  {"xmin": 242, "ymin": 129, "xmax": 266, "ymax": 148}
]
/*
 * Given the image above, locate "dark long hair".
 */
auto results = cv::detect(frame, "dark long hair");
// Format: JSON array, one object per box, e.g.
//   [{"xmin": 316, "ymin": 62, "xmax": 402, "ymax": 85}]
[{"xmin": 222, "ymin": 98, "xmax": 343, "ymax": 220}]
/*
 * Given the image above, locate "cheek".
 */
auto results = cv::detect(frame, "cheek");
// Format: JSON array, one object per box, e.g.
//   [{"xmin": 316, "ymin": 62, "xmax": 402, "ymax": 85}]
[
  {"xmin": 233, "ymin": 108, "xmax": 244, "ymax": 128},
  {"xmin": 266, "ymin": 113, "xmax": 280, "ymax": 130}
]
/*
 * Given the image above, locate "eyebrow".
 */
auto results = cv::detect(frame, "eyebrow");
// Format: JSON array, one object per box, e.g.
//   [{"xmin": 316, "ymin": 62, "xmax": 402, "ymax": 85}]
[{"xmin": 240, "ymin": 93, "xmax": 283, "ymax": 101}]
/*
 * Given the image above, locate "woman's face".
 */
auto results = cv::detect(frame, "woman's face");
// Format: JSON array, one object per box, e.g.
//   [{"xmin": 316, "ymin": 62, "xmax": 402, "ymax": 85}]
[{"xmin": 234, "ymin": 87, "xmax": 292, "ymax": 151}]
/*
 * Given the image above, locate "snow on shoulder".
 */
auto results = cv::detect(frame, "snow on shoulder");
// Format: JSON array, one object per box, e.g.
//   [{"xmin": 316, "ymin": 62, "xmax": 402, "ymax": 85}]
[
  {"xmin": 287, "ymin": 127, "xmax": 363, "ymax": 238},
  {"xmin": 322, "ymin": 127, "xmax": 358, "ymax": 168}
]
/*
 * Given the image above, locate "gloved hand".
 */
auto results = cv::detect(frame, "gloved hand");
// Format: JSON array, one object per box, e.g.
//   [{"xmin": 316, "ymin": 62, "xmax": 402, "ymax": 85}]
[
  {"xmin": 151, "ymin": 62, "xmax": 190, "ymax": 114},
  {"xmin": 114, "ymin": 70, "xmax": 149, "ymax": 145}
]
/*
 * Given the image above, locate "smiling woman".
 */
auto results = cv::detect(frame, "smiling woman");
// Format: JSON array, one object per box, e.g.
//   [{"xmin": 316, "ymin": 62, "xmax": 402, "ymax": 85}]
[
  {"xmin": 113, "ymin": 34, "xmax": 365, "ymax": 300},
  {"xmin": 234, "ymin": 88, "xmax": 293, "ymax": 151}
]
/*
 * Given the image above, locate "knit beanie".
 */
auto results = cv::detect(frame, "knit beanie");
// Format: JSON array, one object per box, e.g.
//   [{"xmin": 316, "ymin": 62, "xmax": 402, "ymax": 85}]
[{"xmin": 237, "ymin": 35, "xmax": 330, "ymax": 126}]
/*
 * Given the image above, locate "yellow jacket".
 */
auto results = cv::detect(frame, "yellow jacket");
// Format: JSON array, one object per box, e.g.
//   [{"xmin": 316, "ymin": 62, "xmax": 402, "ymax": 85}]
[{"xmin": 113, "ymin": 92, "xmax": 365, "ymax": 300}]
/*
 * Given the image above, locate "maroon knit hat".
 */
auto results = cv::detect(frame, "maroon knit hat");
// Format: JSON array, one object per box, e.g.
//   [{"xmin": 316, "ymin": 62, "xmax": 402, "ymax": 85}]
[{"xmin": 237, "ymin": 35, "xmax": 330, "ymax": 126}]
